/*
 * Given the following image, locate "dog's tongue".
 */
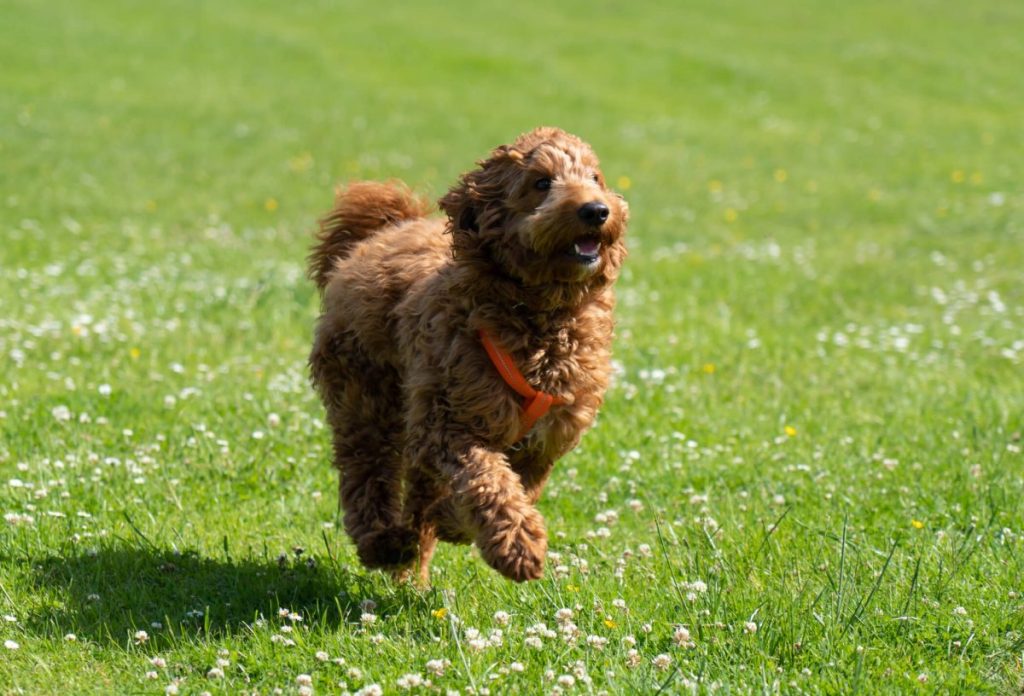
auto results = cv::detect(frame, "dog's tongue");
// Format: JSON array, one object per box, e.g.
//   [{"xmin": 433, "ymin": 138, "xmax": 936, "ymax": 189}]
[{"xmin": 574, "ymin": 238, "xmax": 601, "ymax": 256}]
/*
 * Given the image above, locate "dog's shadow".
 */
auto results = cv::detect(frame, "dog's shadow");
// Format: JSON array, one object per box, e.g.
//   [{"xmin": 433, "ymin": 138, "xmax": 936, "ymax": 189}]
[{"xmin": 24, "ymin": 540, "xmax": 430, "ymax": 646}]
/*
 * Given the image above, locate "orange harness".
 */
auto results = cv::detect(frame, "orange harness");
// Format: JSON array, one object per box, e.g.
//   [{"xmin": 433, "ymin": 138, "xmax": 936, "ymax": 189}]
[{"xmin": 479, "ymin": 330, "xmax": 565, "ymax": 441}]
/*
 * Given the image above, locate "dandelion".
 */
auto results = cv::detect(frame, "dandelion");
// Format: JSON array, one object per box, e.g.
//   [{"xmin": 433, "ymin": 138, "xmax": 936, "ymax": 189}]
[
  {"xmin": 784, "ymin": 425, "xmax": 797, "ymax": 437},
  {"xmin": 265, "ymin": 197, "xmax": 279, "ymax": 212},
  {"xmin": 431, "ymin": 607, "xmax": 447, "ymax": 620},
  {"xmin": 616, "ymin": 176, "xmax": 632, "ymax": 191},
  {"xmin": 702, "ymin": 363, "xmax": 716, "ymax": 374},
  {"xmin": 911, "ymin": 519, "xmax": 924, "ymax": 529},
  {"xmin": 603, "ymin": 618, "xmax": 617, "ymax": 629},
  {"xmin": 773, "ymin": 168, "xmax": 788, "ymax": 183}
]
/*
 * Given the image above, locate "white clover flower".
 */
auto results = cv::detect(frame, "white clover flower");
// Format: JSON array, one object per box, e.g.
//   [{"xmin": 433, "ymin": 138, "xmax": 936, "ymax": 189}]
[
  {"xmin": 744, "ymin": 621, "xmax": 758, "ymax": 634},
  {"xmin": 296, "ymin": 674, "xmax": 313, "ymax": 686},
  {"xmin": 315, "ymin": 650, "xmax": 330, "ymax": 661},
  {"xmin": 397, "ymin": 673, "xmax": 423, "ymax": 689},
  {"xmin": 206, "ymin": 667, "xmax": 224, "ymax": 679},
  {"xmin": 493, "ymin": 610, "xmax": 510, "ymax": 626},
  {"xmin": 360, "ymin": 612, "xmax": 377, "ymax": 625},
  {"xmin": 652, "ymin": 654, "xmax": 672, "ymax": 671},
  {"xmin": 4, "ymin": 640, "xmax": 19, "ymax": 650},
  {"xmin": 134, "ymin": 630, "xmax": 149, "ymax": 644},
  {"xmin": 425, "ymin": 659, "xmax": 449, "ymax": 676}
]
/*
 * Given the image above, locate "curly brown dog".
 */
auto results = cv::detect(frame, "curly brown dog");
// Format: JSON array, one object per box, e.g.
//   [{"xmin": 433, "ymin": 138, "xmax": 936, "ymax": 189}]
[{"xmin": 308, "ymin": 127, "xmax": 628, "ymax": 583}]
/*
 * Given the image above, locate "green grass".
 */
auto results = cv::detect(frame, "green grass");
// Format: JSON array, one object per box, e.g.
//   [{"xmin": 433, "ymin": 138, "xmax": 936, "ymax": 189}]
[{"xmin": 2, "ymin": 0, "xmax": 1023, "ymax": 693}]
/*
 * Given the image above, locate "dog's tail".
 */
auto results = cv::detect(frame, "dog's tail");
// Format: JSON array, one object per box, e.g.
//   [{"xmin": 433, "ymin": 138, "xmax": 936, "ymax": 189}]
[{"xmin": 308, "ymin": 180, "xmax": 432, "ymax": 291}]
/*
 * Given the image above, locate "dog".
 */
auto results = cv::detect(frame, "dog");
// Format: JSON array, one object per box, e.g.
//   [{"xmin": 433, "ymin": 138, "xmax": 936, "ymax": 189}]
[{"xmin": 308, "ymin": 127, "xmax": 628, "ymax": 583}]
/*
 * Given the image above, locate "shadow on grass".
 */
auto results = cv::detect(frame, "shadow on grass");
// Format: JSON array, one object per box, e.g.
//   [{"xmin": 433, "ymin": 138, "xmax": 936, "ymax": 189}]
[{"xmin": 24, "ymin": 540, "xmax": 427, "ymax": 647}]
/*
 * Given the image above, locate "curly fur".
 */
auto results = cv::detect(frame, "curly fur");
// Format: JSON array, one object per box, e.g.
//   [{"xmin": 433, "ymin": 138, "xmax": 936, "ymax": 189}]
[{"xmin": 308, "ymin": 127, "xmax": 628, "ymax": 583}]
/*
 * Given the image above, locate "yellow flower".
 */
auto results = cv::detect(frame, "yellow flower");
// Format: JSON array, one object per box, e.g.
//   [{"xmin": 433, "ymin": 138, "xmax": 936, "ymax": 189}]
[
  {"xmin": 144, "ymin": 200, "xmax": 157, "ymax": 212},
  {"xmin": 784, "ymin": 426, "xmax": 797, "ymax": 437},
  {"xmin": 288, "ymin": 152, "xmax": 314, "ymax": 173},
  {"xmin": 950, "ymin": 170, "xmax": 965, "ymax": 183},
  {"xmin": 616, "ymin": 175, "xmax": 632, "ymax": 191},
  {"xmin": 129, "ymin": 347, "xmax": 141, "ymax": 360},
  {"xmin": 265, "ymin": 197, "xmax": 279, "ymax": 212},
  {"xmin": 969, "ymin": 172, "xmax": 983, "ymax": 185},
  {"xmin": 431, "ymin": 608, "xmax": 447, "ymax": 620},
  {"xmin": 773, "ymin": 168, "xmax": 788, "ymax": 183},
  {"xmin": 723, "ymin": 208, "xmax": 738, "ymax": 223},
  {"xmin": 707, "ymin": 179, "xmax": 723, "ymax": 193},
  {"xmin": 565, "ymin": 584, "xmax": 579, "ymax": 593},
  {"xmin": 911, "ymin": 519, "xmax": 924, "ymax": 529},
  {"xmin": 702, "ymin": 363, "xmax": 716, "ymax": 374},
  {"xmin": 72, "ymin": 325, "xmax": 83, "ymax": 337},
  {"xmin": 603, "ymin": 618, "xmax": 617, "ymax": 629},
  {"xmin": 867, "ymin": 188, "xmax": 882, "ymax": 202}
]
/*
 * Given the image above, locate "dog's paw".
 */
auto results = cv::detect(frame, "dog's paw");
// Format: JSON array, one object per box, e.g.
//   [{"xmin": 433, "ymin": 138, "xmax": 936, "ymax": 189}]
[
  {"xmin": 478, "ymin": 510, "xmax": 547, "ymax": 583},
  {"xmin": 356, "ymin": 527, "xmax": 418, "ymax": 570}
]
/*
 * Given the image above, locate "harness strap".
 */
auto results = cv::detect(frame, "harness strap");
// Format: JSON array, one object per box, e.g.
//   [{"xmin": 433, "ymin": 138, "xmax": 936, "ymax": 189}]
[{"xmin": 479, "ymin": 329, "xmax": 564, "ymax": 440}]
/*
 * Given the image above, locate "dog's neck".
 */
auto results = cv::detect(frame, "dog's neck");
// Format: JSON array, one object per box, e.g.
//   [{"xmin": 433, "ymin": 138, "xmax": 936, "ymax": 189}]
[{"xmin": 452, "ymin": 256, "xmax": 611, "ymax": 321}]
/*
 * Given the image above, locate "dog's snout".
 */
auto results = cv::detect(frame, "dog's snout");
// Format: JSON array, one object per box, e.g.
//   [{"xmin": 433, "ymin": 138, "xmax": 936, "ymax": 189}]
[{"xmin": 577, "ymin": 201, "xmax": 609, "ymax": 227}]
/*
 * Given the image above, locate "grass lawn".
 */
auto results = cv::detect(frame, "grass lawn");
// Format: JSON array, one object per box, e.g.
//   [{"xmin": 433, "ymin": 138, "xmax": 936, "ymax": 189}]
[{"xmin": 2, "ymin": 0, "xmax": 1023, "ymax": 693}]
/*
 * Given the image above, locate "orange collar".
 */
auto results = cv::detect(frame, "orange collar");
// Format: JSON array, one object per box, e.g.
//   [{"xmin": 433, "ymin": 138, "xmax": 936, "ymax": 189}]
[{"xmin": 479, "ymin": 329, "xmax": 565, "ymax": 441}]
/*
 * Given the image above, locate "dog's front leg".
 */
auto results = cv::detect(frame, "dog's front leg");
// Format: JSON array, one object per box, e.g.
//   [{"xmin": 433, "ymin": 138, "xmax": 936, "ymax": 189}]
[{"xmin": 437, "ymin": 440, "xmax": 547, "ymax": 582}]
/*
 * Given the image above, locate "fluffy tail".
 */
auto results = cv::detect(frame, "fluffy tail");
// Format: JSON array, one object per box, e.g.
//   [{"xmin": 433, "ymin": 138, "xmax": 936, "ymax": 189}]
[{"xmin": 308, "ymin": 180, "xmax": 431, "ymax": 291}]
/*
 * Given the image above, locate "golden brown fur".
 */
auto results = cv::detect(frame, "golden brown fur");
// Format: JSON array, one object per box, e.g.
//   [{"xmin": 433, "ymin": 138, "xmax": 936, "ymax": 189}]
[{"xmin": 308, "ymin": 127, "xmax": 628, "ymax": 583}]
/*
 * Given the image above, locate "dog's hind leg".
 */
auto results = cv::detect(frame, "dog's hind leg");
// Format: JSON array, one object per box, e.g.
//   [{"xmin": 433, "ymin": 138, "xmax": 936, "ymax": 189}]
[{"xmin": 311, "ymin": 336, "xmax": 417, "ymax": 571}]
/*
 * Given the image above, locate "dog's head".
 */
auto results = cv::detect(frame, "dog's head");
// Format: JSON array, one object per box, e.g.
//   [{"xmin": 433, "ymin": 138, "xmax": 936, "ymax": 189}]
[{"xmin": 440, "ymin": 127, "xmax": 628, "ymax": 291}]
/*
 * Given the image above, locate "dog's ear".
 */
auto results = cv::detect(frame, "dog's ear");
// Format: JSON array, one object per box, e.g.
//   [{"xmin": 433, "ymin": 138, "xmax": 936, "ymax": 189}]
[{"xmin": 439, "ymin": 145, "xmax": 522, "ymax": 235}]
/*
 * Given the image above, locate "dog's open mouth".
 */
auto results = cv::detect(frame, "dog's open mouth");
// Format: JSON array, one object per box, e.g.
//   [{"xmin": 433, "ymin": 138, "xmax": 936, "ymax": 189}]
[{"xmin": 567, "ymin": 236, "xmax": 602, "ymax": 265}]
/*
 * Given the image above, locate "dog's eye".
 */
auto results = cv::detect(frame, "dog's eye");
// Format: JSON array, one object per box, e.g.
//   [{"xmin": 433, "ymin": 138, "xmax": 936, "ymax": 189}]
[
  {"xmin": 534, "ymin": 177, "xmax": 552, "ymax": 191},
  {"xmin": 591, "ymin": 174, "xmax": 601, "ymax": 184}
]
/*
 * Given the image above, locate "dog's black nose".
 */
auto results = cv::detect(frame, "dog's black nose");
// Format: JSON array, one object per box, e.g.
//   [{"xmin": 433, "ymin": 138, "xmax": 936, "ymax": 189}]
[{"xmin": 577, "ymin": 201, "xmax": 610, "ymax": 227}]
